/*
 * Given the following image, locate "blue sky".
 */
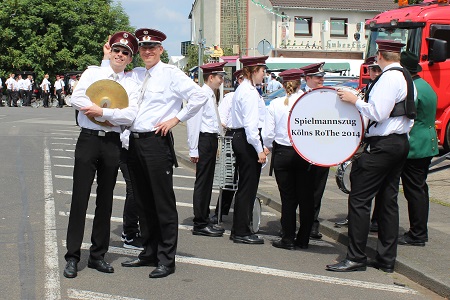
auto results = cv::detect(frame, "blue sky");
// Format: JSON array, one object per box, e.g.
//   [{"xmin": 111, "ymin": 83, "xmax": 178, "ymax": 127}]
[{"xmin": 114, "ymin": 0, "xmax": 193, "ymax": 57}]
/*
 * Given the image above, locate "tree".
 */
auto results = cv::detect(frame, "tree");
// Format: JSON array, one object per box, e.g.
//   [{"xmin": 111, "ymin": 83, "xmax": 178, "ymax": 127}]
[{"xmin": 0, "ymin": 0, "xmax": 134, "ymax": 81}]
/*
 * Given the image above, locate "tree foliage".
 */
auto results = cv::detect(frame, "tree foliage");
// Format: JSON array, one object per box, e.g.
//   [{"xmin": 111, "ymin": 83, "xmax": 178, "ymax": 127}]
[{"xmin": 0, "ymin": 0, "xmax": 135, "ymax": 80}]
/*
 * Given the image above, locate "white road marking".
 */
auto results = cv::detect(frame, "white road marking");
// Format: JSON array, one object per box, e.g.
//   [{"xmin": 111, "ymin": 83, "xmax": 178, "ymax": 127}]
[
  {"xmin": 51, "ymin": 149, "xmax": 75, "ymax": 152},
  {"xmin": 57, "ymin": 211, "xmax": 326, "ymax": 245},
  {"xmin": 67, "ymin": 289, "xmax": 144, "ymax": 300},
  {"xmin": 52, "ymin": 137, "xmax": 76, "ymax": 140},
  {"xmin": 54, "ymin": 164, "xmax": 74, "ymax": 168},
  {"xmin": 44, "ymin": 144, "xmax": 61, "ymax": 299},
  {"xmin": 64, "ymin": 241, "xmax": 417, "ymax": 295},
  {"xmin": 53, "ymin": 156, "xmax": 73, "ymax": 159},
  {"xmin": 51, "ymin": 143, "xmax": 75, "ymax": 146}
]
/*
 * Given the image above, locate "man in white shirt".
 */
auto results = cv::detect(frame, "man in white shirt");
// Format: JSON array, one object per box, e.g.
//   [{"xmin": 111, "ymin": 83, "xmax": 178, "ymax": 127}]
[
  {"xmin": 54, "ymin": 75, "xmax": 65, "ymax": 108},
  {"xmin": 187, "ymin": 62, "xmax": 226, "ymax": 238},
  {"xmin": 327, "ymin": 40, "xmax": 413, "ymax": 273},
  {"xmin": 0, "ymin": 77, "xmax": 3, "ymax": 106},
  {"xmin": 118, "ymin": 28, "xmax": 208, "ymax": 279},
  {"xmin": 63, "ymin": 31, "xmax": 139, "ymax": 279},
  {"xmin": 17, "ymin": 75, "xmax": 26, "ymax": 106},
  {"xmin": 266, "ymin": 73, "xmax": 282, "ymax": 93},
  {"xmin": 5, "ymin": 74, "xmax": 15, "ymax": 107},
  {"xmin": 40, "ymin": 74, "xmax": 51, "ymax": 108},
  {"xmin": 22, "ymin": 75, "xmax": 33, "ymax": 106}
]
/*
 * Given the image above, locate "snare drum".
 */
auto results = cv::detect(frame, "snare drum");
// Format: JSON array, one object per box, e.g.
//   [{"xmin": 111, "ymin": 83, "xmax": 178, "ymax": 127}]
[
  {"xmin": 288, "ymin": 87, "xmax": 364, "ymax": 167},
  {"xmin": 335, "ymin": 160, "xmax": 352, "ymax": 194}
]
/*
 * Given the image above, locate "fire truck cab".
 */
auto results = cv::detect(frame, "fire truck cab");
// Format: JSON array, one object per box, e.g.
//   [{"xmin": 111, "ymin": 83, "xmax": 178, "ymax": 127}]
[{"xmin": 361, "ymin": 0, "xmax": 450, "ymax": 149}]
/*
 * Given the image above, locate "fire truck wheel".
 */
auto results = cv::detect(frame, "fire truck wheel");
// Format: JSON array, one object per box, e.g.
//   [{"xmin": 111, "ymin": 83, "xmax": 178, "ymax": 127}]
[{"xmin": 444, "ymin": 122, "xmax": 450, "ymax": 151}]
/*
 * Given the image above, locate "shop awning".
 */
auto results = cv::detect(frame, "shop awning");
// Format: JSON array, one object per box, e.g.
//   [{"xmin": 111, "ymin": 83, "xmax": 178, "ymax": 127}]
[{"xmin": 266, "ymin": 62, "xmax": 350, "ymax": 72}]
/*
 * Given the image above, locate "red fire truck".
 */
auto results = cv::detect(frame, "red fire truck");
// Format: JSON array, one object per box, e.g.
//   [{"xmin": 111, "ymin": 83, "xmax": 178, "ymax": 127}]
[{"xmin": 360, "ymin": 0, "xmax": 450, "ymax": 149}]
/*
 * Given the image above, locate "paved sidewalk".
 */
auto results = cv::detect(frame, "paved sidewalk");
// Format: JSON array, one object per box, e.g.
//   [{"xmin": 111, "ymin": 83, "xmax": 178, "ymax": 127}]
[{"xmin": 172, "ymin": 123, "xmax": 450, "ymax": 298}]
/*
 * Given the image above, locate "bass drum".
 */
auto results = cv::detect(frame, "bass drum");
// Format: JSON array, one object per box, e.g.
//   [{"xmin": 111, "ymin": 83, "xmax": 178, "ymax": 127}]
[
  {"xmin": 64, "ymin": 94, "xmax": 72, "ymax": 107},
  {"xmin": 250, "ymin": 197, "xmax": 262, "ymax": 233},
  {"xmin": 335, "ymin": 160, "xmax": 352, "ymax": 194},
  {"xmin": 288, "ymin": 87, "xmax": 364, "ymax": 167}
]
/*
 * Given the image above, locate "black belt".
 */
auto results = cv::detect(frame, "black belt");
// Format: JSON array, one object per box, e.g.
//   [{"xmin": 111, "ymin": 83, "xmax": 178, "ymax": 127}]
[
  {"xmin": 131, "ymin": 131, "xmax": 159, "ymax": 139},
  {"xmin": 230, "ymin": 128, "xmax": 245, "ymax": 133},
  {"xmin": 273, "ymin": 142, "xmax": 293, "ymax": 150},
  {"xmin": 366, "ymin": 133, "xmax": 407, "ymax": 142},
  {"xmin": 81, "ymin": 128, "xmax": 119, "ymax": 137},
  {"xmin": 200, "ymin": 132, "xmax": 218, "ymax": 137}
]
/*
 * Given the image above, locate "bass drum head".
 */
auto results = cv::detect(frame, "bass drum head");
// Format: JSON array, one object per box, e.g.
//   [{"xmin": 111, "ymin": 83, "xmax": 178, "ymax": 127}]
[
  {"xmin": 288, "ymin": 87, "xmax": 364, "ymax": 167},
  {"xmin": 250, "ymin": 197, "xmax": 261, "ymax": 234},
  {"xmin": 64, "ymin": 95, "xmax": 72, "ymax": 106}
]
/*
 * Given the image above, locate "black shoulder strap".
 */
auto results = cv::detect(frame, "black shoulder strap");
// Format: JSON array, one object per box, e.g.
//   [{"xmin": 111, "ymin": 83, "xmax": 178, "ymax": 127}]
[{"xmin": 387, "ymin": 67, "xmax": 416, "ymax": 119}]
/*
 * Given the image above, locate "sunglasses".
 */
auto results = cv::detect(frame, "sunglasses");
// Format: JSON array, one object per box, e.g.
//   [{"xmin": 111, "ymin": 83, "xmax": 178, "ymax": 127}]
[{"xmin": 112, "ymin": 47, "xmax": 130, "ymax": 56}]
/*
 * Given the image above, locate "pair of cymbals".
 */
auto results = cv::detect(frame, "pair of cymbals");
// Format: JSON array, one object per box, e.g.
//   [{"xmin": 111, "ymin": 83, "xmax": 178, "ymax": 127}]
[{"xmin": 85, "ymin": 79, "xmax": 129, "ymax": 126}]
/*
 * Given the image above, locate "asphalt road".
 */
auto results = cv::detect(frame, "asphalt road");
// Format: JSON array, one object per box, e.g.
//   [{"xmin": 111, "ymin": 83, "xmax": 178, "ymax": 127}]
[{"xmin": 0, "ymin": 107, "xmax": 444, "ymax": 299}]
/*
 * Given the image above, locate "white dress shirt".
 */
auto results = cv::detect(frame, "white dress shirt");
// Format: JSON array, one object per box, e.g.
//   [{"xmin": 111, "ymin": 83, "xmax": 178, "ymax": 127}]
[
  {"xmin": 54, "ymin": 79, "xmax": 65, "ymax": 90},
  {"xmin": 263, "ymin": 90, "xmax": 304, "ymax": 149},
  {"xmin": 71, "ymin": 65, "xmax": 139, "ymax": 133},
  {"xmin": 231, "ymin": 78, "xmax": 264, "ymax": 154},
  {"xmin": 125, "ymin": 61, "xmax": 208, "ymax": 132},
  {"xmin": 6, "ymin": 78, "xmax": 15, "ymax": 90},
  {"xmin": 40, "ymin": 78, "xmax": 50, "ymax": 92},
  {"xmin": 355, "ymin": 62, "xmax": 414, "ymax": 137},
  {"xmin": 187, "ymin": 84, "xmax": 220, "ymax": 157},
  {"xmin": 18, "ymin": 78, "xmax": 26, "ymax": 90},
  {"xmin": 24, "ymin": 79, "xmax": 32, "ymax": 91},
  {"xmin": 218, "ymin": 91, "xmax": 234, "ymax": 128}
]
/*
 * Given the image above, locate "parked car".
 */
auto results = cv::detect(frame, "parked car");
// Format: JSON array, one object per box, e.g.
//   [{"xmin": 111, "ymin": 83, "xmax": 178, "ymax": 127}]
[{"xmin": 263, "ymin": 77, "xmax": 358, "ymax": 106}]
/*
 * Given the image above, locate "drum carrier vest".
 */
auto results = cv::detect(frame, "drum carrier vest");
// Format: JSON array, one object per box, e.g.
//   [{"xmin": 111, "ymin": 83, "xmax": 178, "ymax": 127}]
[{"xmin": 364, "ymin": 67, "xmax": 416, "ymax": 133}]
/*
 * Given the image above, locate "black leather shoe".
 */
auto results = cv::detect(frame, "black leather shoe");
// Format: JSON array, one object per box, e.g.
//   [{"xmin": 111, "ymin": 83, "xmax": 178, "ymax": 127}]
[
  {"xmin": 326, "ymin": 259, "xmax": 367, "ymax": 272},
  {"xmin": 233, "ymin": 234, "xmax": 264, "ymax": 244},
  {"xmin": 63, "ymin": 258, "xmax": 78, "ymax": 278},
  {"xmin": 192, "ymin": 225, "xmax": 224, "ymax": 237},
  {"xmin": 310, "ymin": 231, "xmax": 323, "ymax": 239},
  {"xmin": 87, "ymin": 258, "xmax": 114, "ymax": 273},
  {"xmin": 334, "ymin": 218, "xmax": 349, "ymax": 226},
  {"xmin": 149, "ymin": 264, "xmax": 175, "ymax": 278},
  {"xmin": 272, "ymin": 240, "xmax": 295, "ymax": 250},
  {"xmin": 398, "ymin": 234, "xmax": 425, "ymax": 246},
  {"xmin": 368, "ymin": 259, "xmax": 394, "ymax": 273},
  {"xmin": 121, "ymin": 258, "xmax": 156, "ymax": 267},
  {"xmin": 294, "ymin": 240, "xmax": 309, "ymax": 249}
]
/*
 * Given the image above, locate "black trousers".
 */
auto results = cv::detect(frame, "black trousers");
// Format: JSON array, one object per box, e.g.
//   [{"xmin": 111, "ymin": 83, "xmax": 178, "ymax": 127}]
[
  {"xmin": 193, "ymin": 133, "xmax": 218, "ymax": 228},
  {"xmin": 56, "ymin": 89, "xmax": 63, "ymax": 107},
  {"xmin": 232, "ymin": 131, "xmax": 262, "ymax": 236},
  {"xmin": 65, "ymin": 131, "xmax": 121, "ymax": 262},
  {"xmin": 120, "ymin": 148, "xmax": 139, "ymax": 237},
  {"xmin": 25, "ymin": 90, "xmax": 32, "ymax": 106},
  {"xmin": 6, "ymin": 89, "xmax": 12, "ymax": 106},
  {"xmin": 347, "ymin": 134, "xmax": 409, "ymax": 266},
  {"xmin": 311, "ymin": 165, "xmax": 329, "ymax": 231},
  {"xmin": 128, "ymin": 134, "xmax": 177, "ymax": 267},
  {"xmin": 401, "ymin": 157, "xmax": 432, "ymax": 240},
  {"xmin": 274, "ymin": 145, "xmax": 315, "ymax": 245},
  {"xmin": 43, "ymin": 91, "xmax": 50, "ymax": 107},
  {"xmin": 11, "ymin": 91, "xmax": 19, "ymax": 106}
]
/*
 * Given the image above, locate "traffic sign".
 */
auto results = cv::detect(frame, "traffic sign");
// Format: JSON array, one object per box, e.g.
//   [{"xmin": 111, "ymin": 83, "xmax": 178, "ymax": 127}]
[{"xmin": 257, "ymin": 39, "xmax": 272, "ymax": 56}]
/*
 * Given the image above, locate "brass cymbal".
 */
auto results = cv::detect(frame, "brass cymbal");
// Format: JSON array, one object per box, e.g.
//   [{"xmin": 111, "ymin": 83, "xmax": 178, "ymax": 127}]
[{"xmin": 85, "ymin": 79, "xmax": 129, "ymax": 126}]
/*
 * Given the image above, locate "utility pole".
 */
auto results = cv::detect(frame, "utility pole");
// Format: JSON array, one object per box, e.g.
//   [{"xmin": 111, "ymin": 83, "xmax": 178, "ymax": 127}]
[
  {"xmin": 197, "ymin": 0, "xmax": 205, "ymax": 85},
  {"xmin": 235, "ymin": 0, "xmax": 243, "ymax": 59}
]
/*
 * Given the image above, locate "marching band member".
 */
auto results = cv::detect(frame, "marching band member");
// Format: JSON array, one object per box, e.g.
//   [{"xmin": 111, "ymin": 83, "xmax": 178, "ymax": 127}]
[
  {"xmin": 300, "ymin": 62, "xmax": 329, "ymax": 240},
  {"xmin": 187, "ymin": 62, "xmax": 226, "ymax": 237},
  {"xmin": 64, "ymin": 31, "xmax": 139, "ymax": 278},
  {"xmin": 328, "ymin": 40, "xmax": 414, "ymax": 273},
  {"xmin": 262, "ymin": 69, "xmax": 316, "ymax": 250},
  {"xmin": 229, "ymin": 56, "xmax": 268, "ymax": 244},
  {"xmin": 211, "ymin": 70, "xmax": 244, "ymax": 223}
]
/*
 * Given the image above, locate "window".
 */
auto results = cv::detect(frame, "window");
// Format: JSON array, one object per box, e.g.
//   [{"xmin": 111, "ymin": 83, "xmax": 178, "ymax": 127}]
[
  {"xmin": 431, "ymin": 25, "xmax": 450, "ymax": 58},
  {"xmin": 294, "ymin": 17, "xmax": 312, "ymax": 37},
  {"xmin": 330, "ymin": 18, "xmax": 347, "ymax": 37}
]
